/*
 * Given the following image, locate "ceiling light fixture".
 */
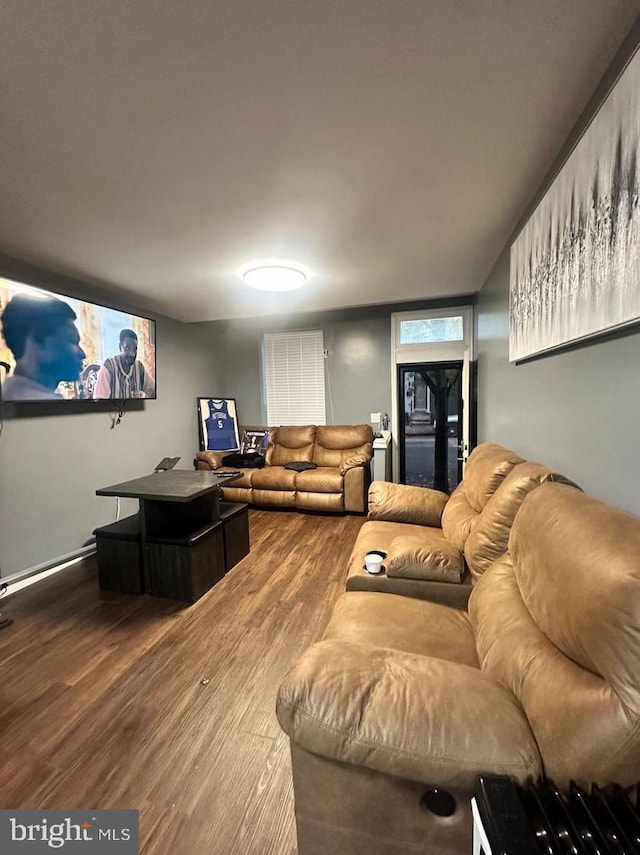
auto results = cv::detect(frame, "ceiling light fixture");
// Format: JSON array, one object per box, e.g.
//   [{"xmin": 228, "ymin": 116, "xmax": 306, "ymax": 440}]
[{"xmin": 242, "ymin": 263, "xmax": 308, "ymax": 292}]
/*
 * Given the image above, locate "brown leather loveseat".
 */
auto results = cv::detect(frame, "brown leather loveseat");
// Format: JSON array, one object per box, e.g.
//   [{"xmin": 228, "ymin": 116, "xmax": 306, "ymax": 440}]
[
  {"xmin": 196, "ymin": 424, "xmax": 374, "ymax": 514},
  {"xmin": 346, "ymin": 442, "xmax": 577, "ymax": 607},
  {"xmin": 276, "ymin": 482, "xmax": 640, "ymax": 854}
]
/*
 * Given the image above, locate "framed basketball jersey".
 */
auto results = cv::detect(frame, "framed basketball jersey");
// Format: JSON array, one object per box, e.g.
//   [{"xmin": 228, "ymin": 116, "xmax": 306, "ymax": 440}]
[{"xmin": 197, "ymin": 396, "xmax": 241, "ymax": 452}]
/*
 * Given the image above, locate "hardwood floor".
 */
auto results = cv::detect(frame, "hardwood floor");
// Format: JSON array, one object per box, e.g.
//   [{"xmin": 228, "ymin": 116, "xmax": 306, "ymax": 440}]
[{"xmin": 0, "ymin": 509, "xmax": 365, "ymax": 854}]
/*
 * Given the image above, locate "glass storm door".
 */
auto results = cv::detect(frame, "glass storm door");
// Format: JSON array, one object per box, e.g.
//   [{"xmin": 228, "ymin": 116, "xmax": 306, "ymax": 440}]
[{"xmin": 397, "ymin": 361, "xmax": 464, "ymax": 492}]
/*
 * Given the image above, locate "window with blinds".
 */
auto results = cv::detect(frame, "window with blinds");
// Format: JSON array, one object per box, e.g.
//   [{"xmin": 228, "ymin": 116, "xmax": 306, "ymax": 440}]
[{"xmin": 262, "ymin": 330, "xmax": 326, "ymax": 425}]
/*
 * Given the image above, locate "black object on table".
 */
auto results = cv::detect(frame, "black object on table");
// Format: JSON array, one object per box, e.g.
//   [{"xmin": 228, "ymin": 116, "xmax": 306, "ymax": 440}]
[{"xmin": 154, "ymin": 456, "xmax": 181, "ymax": 471}]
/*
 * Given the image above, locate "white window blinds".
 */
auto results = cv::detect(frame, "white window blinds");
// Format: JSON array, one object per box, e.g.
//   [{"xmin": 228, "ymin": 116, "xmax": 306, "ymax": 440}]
[{"xmin": 263, "ymin": 330, "xmax": 326, "ymax": 425}]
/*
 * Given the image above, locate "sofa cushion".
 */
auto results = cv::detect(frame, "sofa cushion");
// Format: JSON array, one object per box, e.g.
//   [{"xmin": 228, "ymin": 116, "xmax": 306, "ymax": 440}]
[
  {"xmin": 265, "ymin": 425, "xmax": 316, "ymax": 466},
  {"xmin": 313, "ymin": 424, "xmax": 374, "ymax": 469},
  {"xmin": 295, "ymin": 467, "xmax": 344, "ymax": 493},
  {"xmin": 220, "ymin": 469, "xmax": 253, "ymax": 489},
  {"xmin": 220, "ymin": 485, "xmax": 253, "ymax": 505},
  {"xmin": 470, "ymin": 483, "xmax": 640, "ymax": 788},
  {"xmin": 440, "ymin": 443, "xmax": 526, "ymax": 551},
  {"xmin": 253, "ymin": 488, "xmax": 296, "ymax": 507},
  {"xmin": 509, "ymin": 484, "xmax": 640, "ymax": 709},
  {"xmin": 464, "ymin": 462, "xmax": 580, "ymax": 580},
  {"xmin": 250, "ymin": 466, "xmax": 297, "ymax": 491},
  {"xmin": 456, "ymin": 442, "xmax": 525, "ymax": 514},
  {"xmin": 195, "ymin": 450, "xmax": 226, "ymax": 470},
  {"xmin": 439, "ymin": 484, "xmax": 474, "ymax": 551},
  {"xmin": 340, "ymin": 453, "xmax": 370, "ymax": 473},
  {"xmin": 296, "ymin": 491, "xmax": 344, "ymax": 513},
  {"xmin": 323, "ymin": 591, "xmax": 478, "ymax": 665},
  {"xmin": 385, "ymin": 534, "xmax": 464, "ymax": 583},
  {"xmin": 277, "ymin": 638, "xmax": 540, "ymax": 788},
  {"xmin": 368, "ymin": 481, "xmax": 449, "ymax": 526}
]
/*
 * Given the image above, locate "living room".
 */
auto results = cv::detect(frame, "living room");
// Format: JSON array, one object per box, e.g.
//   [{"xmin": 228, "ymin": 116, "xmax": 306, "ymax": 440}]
[{"xmin": 1, "ymin": 4, "xmax": 640, "ymax": 854}]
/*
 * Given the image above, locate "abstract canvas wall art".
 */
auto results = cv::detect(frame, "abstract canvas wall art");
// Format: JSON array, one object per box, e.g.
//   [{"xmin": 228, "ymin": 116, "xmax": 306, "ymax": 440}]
[{"xmin": 509, "ymin": 47, "xmax": 640, "ymax": 362}]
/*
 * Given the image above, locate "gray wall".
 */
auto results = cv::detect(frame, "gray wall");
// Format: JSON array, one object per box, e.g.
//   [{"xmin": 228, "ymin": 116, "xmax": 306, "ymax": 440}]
[
  {"xmin": 476, "ymin": 20, "xmax": 640, "ymax": 514},
  {"xmin": 477, "ymin": 248, "xmax": 640, "ymax": 513},
  {"xmin": 0, "ymin": 260, "xmax": 220, "ymax": 577},
  {"xmin": 199, "ymin": 297, "xmax": 474, "ymax": 430},
  {"xmin": 200, "ymin": 308, "xmax": 394, "ymax": 427},
  {"xmin": 0, "ymin": 264, "xmax": 467, "ymax": 578}
]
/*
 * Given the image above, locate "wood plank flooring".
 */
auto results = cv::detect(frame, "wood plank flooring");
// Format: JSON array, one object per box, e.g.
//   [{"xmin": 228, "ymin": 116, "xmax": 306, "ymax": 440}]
[{"xmin": 0, "ymin": 509, "xmax": 365, "ymax": 854}]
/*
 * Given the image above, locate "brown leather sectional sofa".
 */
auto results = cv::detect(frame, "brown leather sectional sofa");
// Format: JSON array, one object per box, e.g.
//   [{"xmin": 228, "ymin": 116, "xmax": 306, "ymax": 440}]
[
  {"xmin": 346, "ymin": 442, "xmax": 578, "ymax": 607},
  {"xmin": 196, "ymin": 424, "xmax": 374, "ymax": 514},
  {"xmin": 276, "ymin": 445, "xmax": 640, "ymax": 855}
]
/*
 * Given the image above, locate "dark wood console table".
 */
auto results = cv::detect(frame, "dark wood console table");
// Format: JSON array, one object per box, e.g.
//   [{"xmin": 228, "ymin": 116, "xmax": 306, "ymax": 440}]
[{"xmin": 96, "ymin": 470, "xmax": 241, "ymax": 601}]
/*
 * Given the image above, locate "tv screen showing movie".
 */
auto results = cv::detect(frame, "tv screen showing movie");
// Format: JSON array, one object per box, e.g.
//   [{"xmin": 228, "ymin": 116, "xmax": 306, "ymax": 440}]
[{"xmin": 0, "ymin": 276, "xmax": 156, "ymax": 402}]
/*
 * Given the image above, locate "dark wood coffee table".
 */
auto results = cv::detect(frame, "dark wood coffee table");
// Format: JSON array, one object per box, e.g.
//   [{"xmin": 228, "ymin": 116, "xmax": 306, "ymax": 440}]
[{"xmin": 96, "ymin": 470, "xmax": 241, "ymax": 601}]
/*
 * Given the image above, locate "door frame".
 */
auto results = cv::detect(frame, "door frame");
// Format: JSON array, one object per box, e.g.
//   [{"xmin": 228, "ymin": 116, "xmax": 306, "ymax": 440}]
[
  {"xmin": 390, "ymin": 306, "xmax": 474, "ymax": 483},
  {"xmin": 397, "ymin": 360, "xmax": 464, "ymax": 488}
]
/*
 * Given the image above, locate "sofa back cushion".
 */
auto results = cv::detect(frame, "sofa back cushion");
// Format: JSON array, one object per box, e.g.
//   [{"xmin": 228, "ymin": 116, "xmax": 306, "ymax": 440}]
[
  {"xmin": 266, "ymin": 425, "xmax": 316, "ymax": 466},
  {"xmin": 312, "ymin": 424, "xmax": 374, "ymax": 468},
  {"xmin": 469, "ymin": 483, "xmax": 640, "ymax": 788},
  {"xmin": 441, "ymin": 442, "xmax": 524, "ymax": 551},
  {"xmin": 439, "ymin": 485, "xmax": 476, "ymax": 552},
  {"xmin": 463, "ymin": 462, "xmax": 580, "ymax": 580},
  {"xmin": 460, "ymin": 442, "xmax": 525, "ymax": 513}
]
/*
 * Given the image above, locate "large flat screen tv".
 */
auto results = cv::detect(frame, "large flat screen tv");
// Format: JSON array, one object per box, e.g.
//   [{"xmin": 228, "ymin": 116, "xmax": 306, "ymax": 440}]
[{"xmin": 0, "ymin": 276, "xmax": 156, "ymax": 402}]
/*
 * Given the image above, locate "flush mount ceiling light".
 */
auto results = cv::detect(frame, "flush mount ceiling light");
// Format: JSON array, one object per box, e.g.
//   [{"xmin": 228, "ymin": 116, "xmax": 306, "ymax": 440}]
[{"xmin": 242, "ymin": 263, "xmax": 308, "ymax": 292}]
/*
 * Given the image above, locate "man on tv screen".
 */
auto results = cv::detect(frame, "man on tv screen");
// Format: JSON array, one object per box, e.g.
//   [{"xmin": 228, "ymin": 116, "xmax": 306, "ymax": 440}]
[
  {"xmin": 0, "ymin": 294, "xmax": 86, "ymax": 400},
  {"xmin": 93, "ymin": 328, "xmax": 155, "ymax": 399}
]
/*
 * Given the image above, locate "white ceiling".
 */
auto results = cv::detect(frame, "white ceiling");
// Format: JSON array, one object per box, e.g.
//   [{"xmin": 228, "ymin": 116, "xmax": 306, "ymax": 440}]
[{"xmin": 0, "ymin": 1, "xmax": 638, "ymax": 323}]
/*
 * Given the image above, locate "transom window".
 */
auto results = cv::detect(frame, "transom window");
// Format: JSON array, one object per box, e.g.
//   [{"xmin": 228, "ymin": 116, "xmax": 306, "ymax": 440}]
[{"xmin": 399, "ymin": 315, "xmax": 464, "ymax": 345}]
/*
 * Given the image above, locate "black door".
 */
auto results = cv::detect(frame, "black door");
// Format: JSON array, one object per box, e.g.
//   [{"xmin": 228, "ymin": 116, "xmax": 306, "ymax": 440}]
[{"xmin": 397, "ymin": 361, "xmax": 463, "ymax": 492}]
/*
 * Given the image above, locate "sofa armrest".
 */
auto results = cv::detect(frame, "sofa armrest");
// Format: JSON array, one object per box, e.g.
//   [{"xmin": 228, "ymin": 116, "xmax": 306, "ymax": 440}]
[
  {"xmin": 277, "ymin": 639, "xmax": 541, "ymax": 787},
  {"xmin": 195, "ymin": 451, "xmax": 226, "ymax": 470},
  {"xmin": 367, "ymin": 481, "xmax": 449, "ymax": 527},
  {"xmin": 340, "ymin": 453, "xmax": 370, "ymax": 475},
  {"xmin": 343, "ymin": 466, "xmax": 369, "ymax": 514}
]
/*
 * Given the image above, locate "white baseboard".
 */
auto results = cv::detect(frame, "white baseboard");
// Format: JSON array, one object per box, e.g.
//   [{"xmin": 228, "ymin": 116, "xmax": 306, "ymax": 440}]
[{"xmin": 2, "ymin": 547, "xmax": 97, "ymax": 598}]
